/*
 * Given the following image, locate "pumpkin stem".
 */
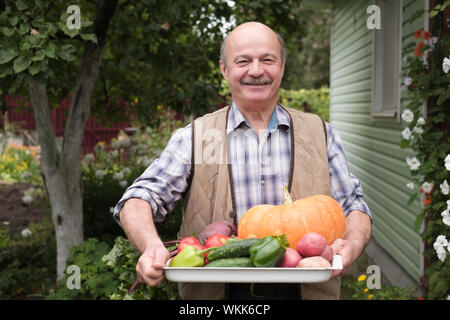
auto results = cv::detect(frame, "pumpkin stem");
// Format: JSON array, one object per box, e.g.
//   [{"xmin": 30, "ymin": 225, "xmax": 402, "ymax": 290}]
[{"xmin": 284, "ymin": 184, "xmax": 294, "ymax": 203}]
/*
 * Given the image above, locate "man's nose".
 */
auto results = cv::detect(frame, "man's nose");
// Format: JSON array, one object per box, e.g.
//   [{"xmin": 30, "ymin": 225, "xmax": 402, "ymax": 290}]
[{"xmin": 247, "ymin": 60, "xmax": 264, "ymax": 77}]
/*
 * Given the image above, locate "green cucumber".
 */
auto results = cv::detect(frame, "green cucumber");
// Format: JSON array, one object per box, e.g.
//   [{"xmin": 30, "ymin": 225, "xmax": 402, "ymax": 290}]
[
  {"xmin": 207, "ymin": 238, "xmax": 259, "ymax": 261},
  {"xmin": 204, "ymin": 257, "xmax": 254, "ymax": 268}
]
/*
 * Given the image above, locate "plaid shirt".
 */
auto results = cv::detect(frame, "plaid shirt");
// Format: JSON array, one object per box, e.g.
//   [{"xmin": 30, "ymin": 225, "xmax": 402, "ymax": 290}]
[{"xmin": 113, "ymin": 103, "xmax": 372, "ymax": 225}]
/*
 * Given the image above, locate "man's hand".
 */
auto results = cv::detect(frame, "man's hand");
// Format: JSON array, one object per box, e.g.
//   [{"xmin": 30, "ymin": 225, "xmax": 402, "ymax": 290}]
[
  {"xmin": 136, "ymin": 241, "xmax": 170, "ymax": 287},
  {"xmin": 330, "ymin": 238, "xmax": 361, "ymax": 278},
  {"xmin": 330, "ymin": 210, "xmax": 372, "ymax": 278}
]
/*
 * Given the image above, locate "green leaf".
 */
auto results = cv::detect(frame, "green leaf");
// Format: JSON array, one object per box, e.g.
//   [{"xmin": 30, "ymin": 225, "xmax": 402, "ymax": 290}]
[
  {"xmin": 13, "ymin": 56, "xmax": 31, "ymax": 73},
  {"xmin": 9, "ymin": 16, "xmax": 19, "ymax": 26},
  {"xmin": 80, "ymin": 33, "xmax": 98, "ymax": 43},
  {"xmin": 429, "ymin": 10, "xmax": 439, "ymax": 18},
  {"xmin": 18, "ymin": 23, "xmax": 29, "ymax": 35},
  {"xmin": 414, "ymin": 211, "xmax": 425, "ymax": 232},
  {"xmin": 58, "ymin": 44, "xmax": 77, "ymax": 61},
  {"xmin": 15, "ymin": 0, "xmax": 28, "ymax": 10},
  {"xmin": 1, "ymin": 27, "xmax": 15, "ymax": 37},
  {"xmin": 407, "ymin": 192, "xmax": 418, "ymax": 206},
  {"xmin": 31, "ymin": 49, "xmax": 46, "ymax": 62},
  {"xmin": 0, "ymin": 65, "xmax": 12, "ymax": 78},
  {"xmin": 400, "ymin": 139, "xmax": 410, "ymax": 149},
  {"xmin": 45, "ymin": 42, "xmax": 57, "ymax": 59},
  {"xmin": 0, "ymin": 49, "xmax": 17, "ymax": 64},
  {"xmin": 28, "ymin": 62, "xmax": 40, "ymax": 75},
  {"xmin": 436, "ymin": 94, "xmax": 448, "ymax": 105}
]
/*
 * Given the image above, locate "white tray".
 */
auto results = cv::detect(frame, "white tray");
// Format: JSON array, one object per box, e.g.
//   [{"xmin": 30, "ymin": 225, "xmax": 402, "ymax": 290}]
[{"xmin": 164, "ymin": 255, "xmax": 342, "ymax": 283}]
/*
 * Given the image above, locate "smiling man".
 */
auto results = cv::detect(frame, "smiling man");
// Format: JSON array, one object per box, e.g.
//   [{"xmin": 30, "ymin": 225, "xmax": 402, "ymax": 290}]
[{"xmin": 113, "ymin": 22, "xmax": 373, "ymax": 300}]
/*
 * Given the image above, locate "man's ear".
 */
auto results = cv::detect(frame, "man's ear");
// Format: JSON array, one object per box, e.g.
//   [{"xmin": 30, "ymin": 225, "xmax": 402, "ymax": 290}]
[{"xmin": 219, "ymin": 60, "xmax": 229, "ymax": 81}]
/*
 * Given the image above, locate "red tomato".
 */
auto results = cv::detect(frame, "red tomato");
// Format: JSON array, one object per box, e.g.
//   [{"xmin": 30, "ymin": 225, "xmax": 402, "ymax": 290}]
[
  {"xmin": 205, "ymin": 234, "xmax": 230, "ymax": 248},
  {"xmin": 177, "ymin": 236, "xmax": 199, "ymax": 252}
]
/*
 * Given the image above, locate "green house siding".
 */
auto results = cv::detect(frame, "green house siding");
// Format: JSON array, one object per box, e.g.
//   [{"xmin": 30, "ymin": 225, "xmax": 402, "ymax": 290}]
[{"xmin": 330, "ymin": 0, "xmax": 426, "ymax": 283}]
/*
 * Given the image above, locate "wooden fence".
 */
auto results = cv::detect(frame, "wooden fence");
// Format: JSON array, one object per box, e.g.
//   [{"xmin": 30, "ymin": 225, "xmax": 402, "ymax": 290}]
[{"xmin": 2, "ymin": 94, "xmax": 132, "ymax": 155}]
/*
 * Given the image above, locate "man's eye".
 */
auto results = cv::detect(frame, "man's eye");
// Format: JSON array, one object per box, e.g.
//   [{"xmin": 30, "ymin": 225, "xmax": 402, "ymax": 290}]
[
  {"xmin": 264, "ymin": 59, "xmax": 274, "ymax": 63},
  {"xmin": 237, "ymin": 60, "xmax": 248, "ymax": 64}
]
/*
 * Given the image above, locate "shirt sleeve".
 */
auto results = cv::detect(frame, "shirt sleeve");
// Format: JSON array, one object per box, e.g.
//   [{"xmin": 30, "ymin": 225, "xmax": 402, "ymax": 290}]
[
  {"xmin": 326, "ymin": 122, "xmax": 373, "ymax": 221},
  {"xmin": 113, "ymin": 123, "xmax": 192, "ymax": 226}
]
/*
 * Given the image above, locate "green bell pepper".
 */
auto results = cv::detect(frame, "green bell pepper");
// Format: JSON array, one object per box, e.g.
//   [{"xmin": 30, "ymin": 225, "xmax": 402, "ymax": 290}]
[
  {"xmin": 169, "ymin": 245, "xmax": 215, "ymax": 267},
  {"xmin": 249, "ymin": 235, "xmax": 289, "ymax": 267}
]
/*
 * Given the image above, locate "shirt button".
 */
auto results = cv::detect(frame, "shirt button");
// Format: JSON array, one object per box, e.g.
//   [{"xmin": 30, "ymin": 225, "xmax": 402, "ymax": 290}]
[{"xmin": 261, "ymin": 180, "xmax": 265, "ymax": 185}]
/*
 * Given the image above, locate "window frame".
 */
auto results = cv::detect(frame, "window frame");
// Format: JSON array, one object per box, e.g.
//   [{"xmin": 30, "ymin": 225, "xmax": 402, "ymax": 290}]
[{"xmin": 371, "ymin": 0, "xmax": 403, "ymax": 123}]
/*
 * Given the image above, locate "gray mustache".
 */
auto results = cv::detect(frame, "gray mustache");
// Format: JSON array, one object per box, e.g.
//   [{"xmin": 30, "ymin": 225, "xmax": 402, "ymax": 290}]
[{"xmin": 241, "ymin": 77, "xmax": 273, "ymax": 85}]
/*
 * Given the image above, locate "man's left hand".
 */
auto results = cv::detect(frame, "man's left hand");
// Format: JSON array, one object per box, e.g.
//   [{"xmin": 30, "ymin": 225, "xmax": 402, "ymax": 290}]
[
  {"xmin": 329, "ymin": 210, "xmax": 372, "ymax": 278},
  {"xmin": 330, "ymin": 238, "xmax": 361, "ymax": 278}
]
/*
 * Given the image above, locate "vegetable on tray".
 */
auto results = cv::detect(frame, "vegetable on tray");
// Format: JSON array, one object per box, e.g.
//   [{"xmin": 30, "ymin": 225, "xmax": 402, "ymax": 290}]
[
  {"xmin": 204, "ymin": 257, "xmax": 254, "ymax": 268},
  {"xmin": 249, "ymin": 235, "xmax": 288, "ymax": 268},
  {"xmin": 169, "ymin": 245, "xmax": 215, "ymax": 268},
  {"xmin": 206, "ymin": 238, "xmax": 259, "ymax": 261}
]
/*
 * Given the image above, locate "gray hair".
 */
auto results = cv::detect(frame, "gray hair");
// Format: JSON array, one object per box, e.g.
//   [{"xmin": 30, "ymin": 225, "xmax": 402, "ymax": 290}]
[{"xmin": 220, "ymin": 32, "xmax": 286, "ymax": 66}]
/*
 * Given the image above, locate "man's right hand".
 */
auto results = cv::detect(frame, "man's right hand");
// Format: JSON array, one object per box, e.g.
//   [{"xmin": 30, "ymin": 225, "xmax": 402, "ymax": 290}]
[{"xmin": 136, "ymin": 241, "xmax": 170, "ymax": 287}]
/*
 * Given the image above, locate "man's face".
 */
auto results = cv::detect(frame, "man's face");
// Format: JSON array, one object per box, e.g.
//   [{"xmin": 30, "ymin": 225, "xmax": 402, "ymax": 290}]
[{"xmin": 220, "ymin": 24, "xmax": 285, "ymax": 108}]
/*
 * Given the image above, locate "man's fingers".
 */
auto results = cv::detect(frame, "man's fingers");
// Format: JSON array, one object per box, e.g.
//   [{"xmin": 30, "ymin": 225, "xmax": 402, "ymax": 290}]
[
  {"xmin": 152, "ymin": 250, "xmax": 169, "ymax": 269},
  {"xmin": 331, "ymin": 238, "xmax": 344, "ymax": 255},
  {"xmin": 135, "ymin": 245, "xmax": 169, "ymax": 287}
]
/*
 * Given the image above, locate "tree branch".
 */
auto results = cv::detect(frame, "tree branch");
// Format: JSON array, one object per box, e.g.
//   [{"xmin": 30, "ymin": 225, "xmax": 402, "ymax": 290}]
[{"xmin": 62, "ymin": 0, "xmax": 118, "ymax": 166}]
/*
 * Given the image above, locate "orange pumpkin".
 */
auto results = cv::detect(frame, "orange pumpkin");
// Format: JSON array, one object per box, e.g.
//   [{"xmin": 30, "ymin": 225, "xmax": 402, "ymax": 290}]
[{"xmin": 237, "ymin": 186, "xmax": 346, "ymax": 249}]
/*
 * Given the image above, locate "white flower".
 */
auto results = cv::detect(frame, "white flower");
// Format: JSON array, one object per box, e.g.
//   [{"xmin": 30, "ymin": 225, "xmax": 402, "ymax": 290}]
[
  {"xmin": 95, "ymin": 169, "xmax": 106, "ymax": 179},
  {"xmin": 406, "ymin": 157, "xmax": 420, "ymax": 171},
  {"xmin": 403, "ymin": 77, "xmax": 412, "ymax": 87},
  {"xmin": 434, "ymin": 235, "xmax": 448, "ymax": 248},
  {"xmin": 111, "ymin": 139, "xmax": 121, "ymax": 149},
  {"xmin": 421, "ymin": 181, "xmax": 434, "ymax": 193},
  {"xmin": 436, "ymin": 246, "xmax": 447, "ymax": 262},
  {"xmin": 401, "ymin": 109, "xmax": 414, "ymax": 123},
  {"xmin": 412, "ymin": 126, "xmax": 423, "ymax": 134},
  {"xmin": 445, "ymin": 154, "xmax": 450, "ymax": 171},
  {"xmin": 443, "ymin": 56, "xmax": 450, "ymax": 74},
  {"xmin": 113, "ymin": 171, "xmax": 124, "ymax": 180},
  {"xmin": 109, "ymin": 150, "xmax": 119, "ymax": 158},
  {"xmin": 84, "ymin": 153, "xmax": 95, "ymax": 164},
  {"xmin": 109, "ymin": 207, "xmax": 115, "ymax": 214},
  {"xmin": 22, "ymin": 194, "xmax": 33, "ymax": 206},
  {"xmin": 440, "ymin": 179, "xmax": 449, "ymax": 195},
  {"xmin": 121, "ymin": 167, "xmax": 131, "ymax": 176},
  {"xmin": 406, "ymin": 182, "xmax": 415, "ymax": 190},
  {"xmin": 447, "ymin": 200, "xmax": 450, "ymax": 211},
  {"xmin": 402, "ymin": 127, "xmax": 412, "ymax": 140},
  {"xmin": 441, "ymin": 210, "xmax": 450, "ymax": 226},
  {"xmin": 119, "ymin": 180, "xmax": 128, "ymax": 188},
  {"xmin": 21, "ymin": 228, "xmax": 32, "ymax": 238},
  {"xmin": 434, "ymin": 235, "xmax": 448, "ymax": 262},
  {"xmin": 417, "ymin": 117, "xmax": 425, "ymax": 125}
]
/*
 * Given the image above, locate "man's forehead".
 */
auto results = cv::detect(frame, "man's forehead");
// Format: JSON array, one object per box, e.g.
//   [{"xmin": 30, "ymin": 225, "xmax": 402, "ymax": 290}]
[
  {"xmin": 227, "ymin": 22, "xmax": 278, "ymax": 43},
  {"xmin": 226, "ymin": 23, "xmax": 280, "ymax": 55}
]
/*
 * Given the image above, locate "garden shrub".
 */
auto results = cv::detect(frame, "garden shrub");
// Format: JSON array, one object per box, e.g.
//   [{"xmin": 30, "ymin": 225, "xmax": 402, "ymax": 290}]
[
  {"xmin": 47, "ymin": 238, "xmax": 118, "ymax": 300},
  {"xmin": 0, "ymin": 217, "xmax": 56, "ymax": 299},
  {"xmin": 81, "ymin": 111, "xmax": 185, "ymax": 246},
  {"xmin": 279, "ymin": 87, "xmax": 330, "ymax": 122},
  {"xmin": 0, "ymin": 142, "xmax": 42, "ymax": 184},
  {"xmin": 104, "ymin": 236, "xmax": 180, "ymax": 300},
  {"xmin": 47, "ymin": 236, "xmax": 180, "ymax": 300}
]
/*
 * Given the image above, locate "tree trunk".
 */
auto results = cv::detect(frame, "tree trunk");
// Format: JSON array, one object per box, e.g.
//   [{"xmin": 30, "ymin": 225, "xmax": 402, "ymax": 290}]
[
  {"xmin": 28, "ymin": 0, "xmax": 118, "ymax": 280},
  {"xmin": 28, "ymin": 79, "xmax": 84, "ymax": 280}
]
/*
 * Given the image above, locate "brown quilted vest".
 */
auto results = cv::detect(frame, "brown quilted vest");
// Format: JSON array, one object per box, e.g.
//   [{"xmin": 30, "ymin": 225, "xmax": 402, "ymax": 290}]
[{"xmin": 177, "ymin": 105, "xmax": 340, "ymax": 300}]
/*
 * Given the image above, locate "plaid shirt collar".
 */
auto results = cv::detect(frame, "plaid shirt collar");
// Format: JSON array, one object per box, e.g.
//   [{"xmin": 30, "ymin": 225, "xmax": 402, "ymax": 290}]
[{"xmin": 227, "ymin": 101, "xmax": 291, "ymax": 135}]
